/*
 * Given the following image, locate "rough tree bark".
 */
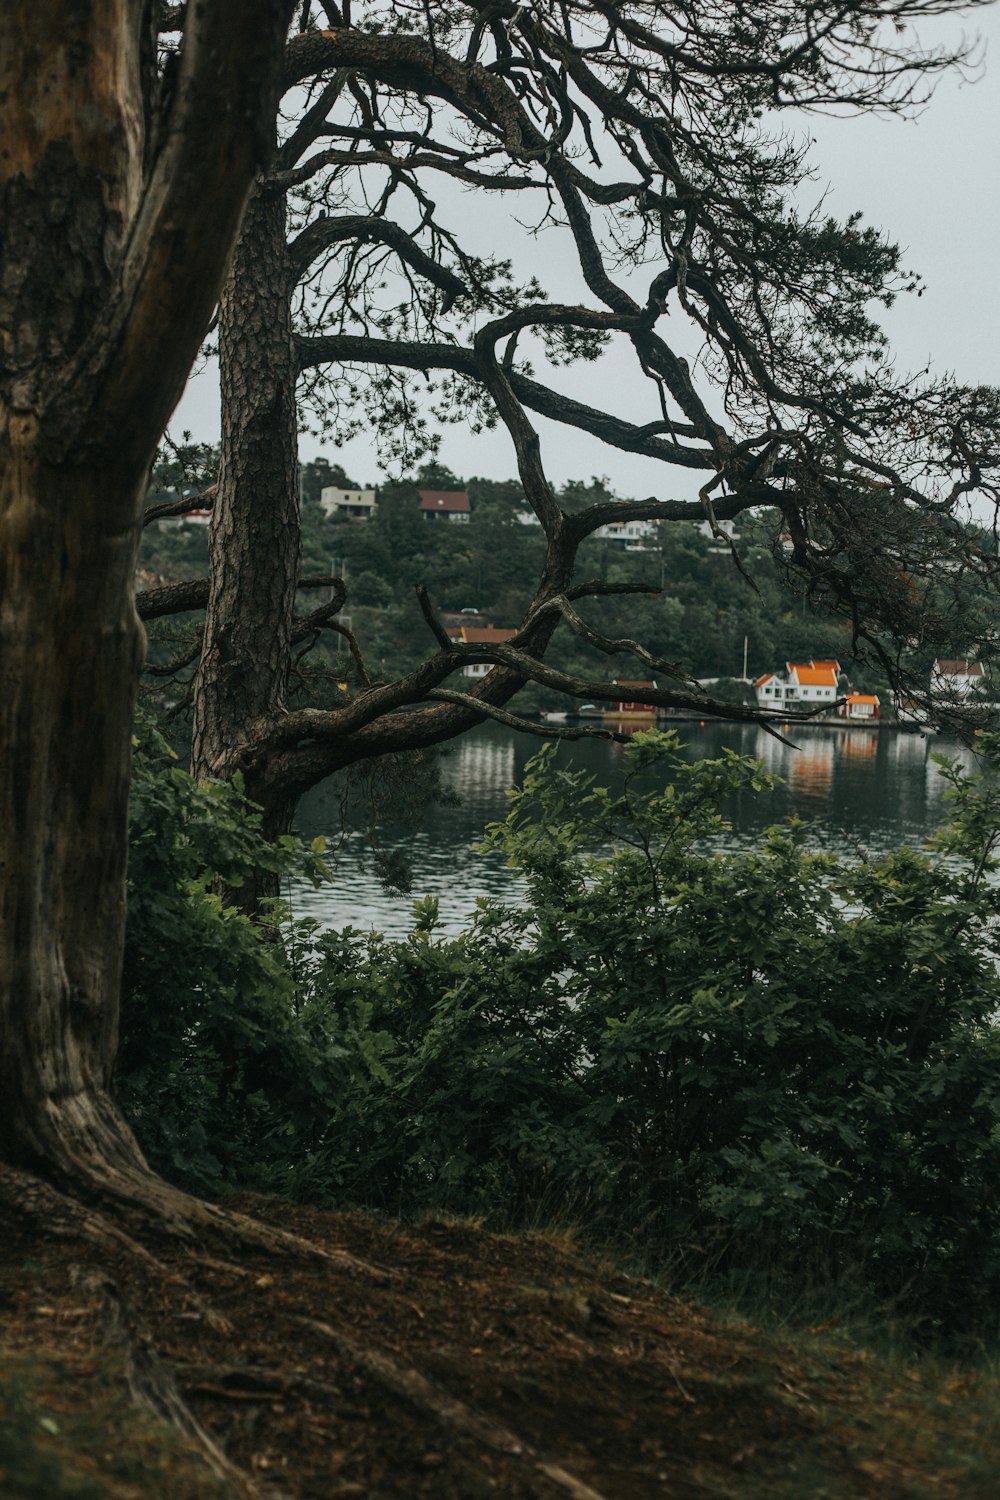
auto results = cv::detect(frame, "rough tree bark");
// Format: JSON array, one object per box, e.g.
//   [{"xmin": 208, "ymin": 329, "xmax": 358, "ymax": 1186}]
[
  {"xmin": 0, "ymin": 0, "xmax": 293, "ymax": 1191},
  {"xmin": 191, "ymin": 179, "xmax": 301, "ymax": 907}
]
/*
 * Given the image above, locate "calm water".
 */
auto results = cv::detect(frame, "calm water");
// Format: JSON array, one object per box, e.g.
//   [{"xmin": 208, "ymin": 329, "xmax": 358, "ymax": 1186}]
[{"xmin": 289, "ymin": 722, "xmax": 978, "ymax": 938}]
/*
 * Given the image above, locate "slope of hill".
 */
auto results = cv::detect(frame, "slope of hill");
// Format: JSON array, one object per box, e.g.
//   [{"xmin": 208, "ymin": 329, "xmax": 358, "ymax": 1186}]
[{"xmin": 2, "ymin": 1186, "xmax": 997, "ymax": 1499}]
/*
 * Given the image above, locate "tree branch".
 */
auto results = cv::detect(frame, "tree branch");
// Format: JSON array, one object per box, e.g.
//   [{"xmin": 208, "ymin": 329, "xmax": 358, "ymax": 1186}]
[
  {"xmin": 137, "ymin": 574, "xmax": 341, "ymax": 622},
  {"xmin": 288, "ymin": 215, "xmax": 469, "ymax": 310},
  {"xmin": 143, "ymin": 489, "xmax": 215, "ymax": 526},
  {"xmin": 137, "ymin": 579, "xmax": 209, "ymax": 621},
  {"xmin": 526, "ymin": 594, "xmax": 698, "ymax": 686},
  {"xmin": 294, "ymin": 332, "xmax": 719, "ymax": 472},
  {"xmin": 425, "ymin": 689, "xmax": 624, "ymax": 742},
  {"xmin": 54, "ymin": 0, "xmax": 297, "ymax": 480}
]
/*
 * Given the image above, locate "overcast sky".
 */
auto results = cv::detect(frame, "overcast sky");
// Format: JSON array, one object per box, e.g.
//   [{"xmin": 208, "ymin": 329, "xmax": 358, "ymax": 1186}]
[{"xmin": 172, "ymin": 6, "xmax": 1000, "ymax": 498}]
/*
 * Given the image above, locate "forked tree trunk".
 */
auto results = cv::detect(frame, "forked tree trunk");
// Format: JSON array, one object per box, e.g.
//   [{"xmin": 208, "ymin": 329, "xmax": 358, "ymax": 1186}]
[{"xmin": 0, "ymin": 0, "xmax": 291, "ymax": 1187}]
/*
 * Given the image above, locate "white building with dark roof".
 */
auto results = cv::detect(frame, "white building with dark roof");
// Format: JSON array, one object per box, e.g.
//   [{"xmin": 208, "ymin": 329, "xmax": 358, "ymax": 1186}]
[
  {"xmin": 419, "ymin": 489, "xmax": 470, "ymax": 523},
  {"xmin": 932, "ymin": 658, "xmax": 984, "ymax": 699}
]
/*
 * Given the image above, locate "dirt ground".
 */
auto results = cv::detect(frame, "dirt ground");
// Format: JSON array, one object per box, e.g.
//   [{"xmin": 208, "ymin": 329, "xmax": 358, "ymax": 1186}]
[{"xmin": 1, "ymin": 1185, "xmax": 997, "ymax": 1499}]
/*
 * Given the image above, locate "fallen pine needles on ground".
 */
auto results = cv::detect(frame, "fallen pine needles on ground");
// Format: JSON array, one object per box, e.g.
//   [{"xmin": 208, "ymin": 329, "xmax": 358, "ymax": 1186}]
[{"xmin": 2, "ymin": 1189, "xmax": 999, "ymax": 1499}]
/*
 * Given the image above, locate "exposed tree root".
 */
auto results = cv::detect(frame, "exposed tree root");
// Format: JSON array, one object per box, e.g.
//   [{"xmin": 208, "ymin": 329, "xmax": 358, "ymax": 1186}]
[
  {"xmin": 80, "ymin": 1267, "xmax": 274, "ymax": 1498},
  {"xmin": 4, "ymin": 1163, "xmax": 605, "ymax": 1497},
  {"xmin": 0, "ymin": 1161, "xmax": 389, "ymax": 1283},
  {"xmin": 3, "ymin": 1164, "xmax": 177, "ymax": 1264},
  {"xmin": 296, "ymin": 1314, "xmax": 610, "ymax": 1500},
  {"xmin": 175, "ymin": 1361, "xmax": 348, "ymax": 1407},
  {"xmin": 5, "ymin": 1171, "xmax": 606, "ymax": 1498},
  {"xmin": 7, "ymin": 1179, "xmax": 988, "ymax": 1498}
]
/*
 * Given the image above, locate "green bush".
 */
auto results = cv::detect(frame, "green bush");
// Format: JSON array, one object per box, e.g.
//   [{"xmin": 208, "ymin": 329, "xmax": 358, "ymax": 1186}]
[
  {"xmin": 297, "ymin": 734, "xmax": 1000, "ymax": 1338},
  {"xmin": 117, "ymin": 724, "xmax": 1000, "ymax": 1340},
  {"xmin": 117, "ymin": 721, "xmax": 337, "ymax": 1193}
]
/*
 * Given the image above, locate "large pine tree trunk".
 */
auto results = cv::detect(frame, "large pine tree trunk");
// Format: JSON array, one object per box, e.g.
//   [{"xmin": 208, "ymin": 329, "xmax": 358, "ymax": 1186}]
[
  {"xmin": 192, "ymin": 180, "xmax": 302, "ymax": 907},
  {"xmin": 0, "ymin": 0, "xmax": 292, "ymax": 1191},
  {"xmin": 0, "ymin": 6, "xmax": 145, "ymax": 1177},
  {"xmin": 0, "ymin": 449, "xmax": 148, "ymax": 1175}
]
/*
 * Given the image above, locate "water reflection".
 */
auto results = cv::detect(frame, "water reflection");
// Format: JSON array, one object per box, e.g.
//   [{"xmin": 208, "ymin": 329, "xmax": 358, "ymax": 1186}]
[
  {"xmin": 453, "ymin": 735, "xmax": 517, "ymax": 799},
  {"xmin": 290, "ymin": 723, "xmax": 979, "ymax": 939},
  {"xmin": 838, "ymin": 731, "xmax": 878, "ymax": 763},
  {"xmin": 789, "ymin": 741, "xmax": 836, "ymax": 801}
]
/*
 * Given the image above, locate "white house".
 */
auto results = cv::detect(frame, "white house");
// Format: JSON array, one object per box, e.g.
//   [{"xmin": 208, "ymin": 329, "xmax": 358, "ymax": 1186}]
[
  {"xmin": 755, "ymin": 660, "xmax": 841, "ymax": 710},
  {"xmin": 754, "ymin": 672, "xmax": 792, "ymax": 708},
  {"xmin": 320, "ymin": 486, "xmax": 377, "ymax": 520},
  {"xmin": 592, "ymin": 518, "xmax": 656, "ymax": 549},
  {"xmin": 931, "ymin": 658, "xmax": 984, "ymax": 700}
]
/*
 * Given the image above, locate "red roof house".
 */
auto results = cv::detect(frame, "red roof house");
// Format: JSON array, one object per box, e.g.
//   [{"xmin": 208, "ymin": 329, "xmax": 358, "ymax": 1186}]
[{"xmin": 419, "ymin": 489, "xmax": 470, "ymax": 523}]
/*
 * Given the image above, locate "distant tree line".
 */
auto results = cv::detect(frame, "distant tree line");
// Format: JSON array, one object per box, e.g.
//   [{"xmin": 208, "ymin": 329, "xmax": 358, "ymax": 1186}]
[{"xmin": 143, "ymin": 452, "xmax": 968, "ymax": 710}]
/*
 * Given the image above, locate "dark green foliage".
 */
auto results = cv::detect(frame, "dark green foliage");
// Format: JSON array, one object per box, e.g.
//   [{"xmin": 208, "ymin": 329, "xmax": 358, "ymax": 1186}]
[
  {"xmin": 294, "ymin": 736, "xmax": 1000, "ymax": 1338},
  {"xmin": 117, "ymin": 721, "xmax": 334, "ymax": 1193},
  {"xmin": 118, "ymin": 727, "xmax": 1000, "ymax": 1341}
]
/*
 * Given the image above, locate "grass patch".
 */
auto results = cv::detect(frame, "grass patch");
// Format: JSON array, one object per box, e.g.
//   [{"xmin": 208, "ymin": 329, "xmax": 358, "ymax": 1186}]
[{"xmin": 0, "ymin": 1350, "xmax": 233, "ymax": 1500}]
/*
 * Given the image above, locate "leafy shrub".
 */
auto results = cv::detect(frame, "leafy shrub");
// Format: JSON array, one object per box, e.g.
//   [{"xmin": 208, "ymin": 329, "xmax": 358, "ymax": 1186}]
[
  {"xmin": 297, "ymin": 733, "xmax": 1000, "ymax": 1339},
  {"xmin": 118, "ymin": 723, "xmax": 1000, "ymax": 1339},
  {"xmin": 117, "ymin": 720, "xmax": 336, "ymax": 1192}
]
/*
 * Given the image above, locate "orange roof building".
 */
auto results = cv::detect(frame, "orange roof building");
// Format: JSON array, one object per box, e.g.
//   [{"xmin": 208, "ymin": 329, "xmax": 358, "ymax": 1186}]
[
  {"xmin": 838, "ymin": 692, "xmax": 880, "ymax": 721},
  {"xmin": 755, "ymin": 659, "xmax": 842, "ymax": 710},
  {"xmin": 786, "ymin": 660, "xmax": 840, "ymax": 690}
]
